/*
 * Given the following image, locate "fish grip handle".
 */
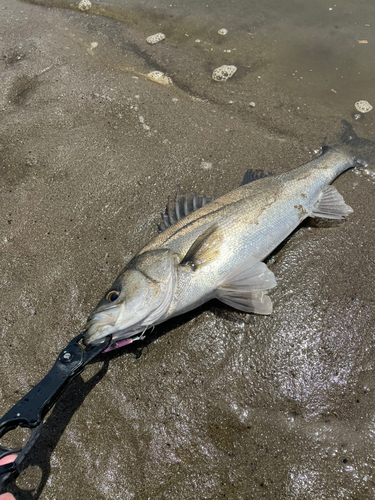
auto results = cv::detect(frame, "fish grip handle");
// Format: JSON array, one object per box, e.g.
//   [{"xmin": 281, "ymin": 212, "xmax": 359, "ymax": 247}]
[{"xmin": 0, "ymin": 332, "xmax": 111, "ymax": 491}]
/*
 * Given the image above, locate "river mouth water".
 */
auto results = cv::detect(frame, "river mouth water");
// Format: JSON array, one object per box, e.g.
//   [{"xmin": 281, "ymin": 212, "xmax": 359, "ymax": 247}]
[{"xmin": 0, "ymin": 0, "xmax": 375, "ymax": 498}]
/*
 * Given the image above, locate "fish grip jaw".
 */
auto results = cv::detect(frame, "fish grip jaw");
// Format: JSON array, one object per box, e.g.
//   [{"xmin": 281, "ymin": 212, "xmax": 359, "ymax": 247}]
[{"xmin": 0, "ymin": 332, "xmax": 111, "ymax": 491}]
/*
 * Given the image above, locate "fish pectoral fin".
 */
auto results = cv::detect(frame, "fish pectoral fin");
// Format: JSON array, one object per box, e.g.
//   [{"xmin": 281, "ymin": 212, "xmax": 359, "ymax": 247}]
[
  {"xmin": 180, "ymin": 224, "xmax": 222, "ymax": 270},
  {"xmin": 216, "ymin": 260, "xmax": 276, "ymax": 315},
  {"xmin": 240, "ymin": 169, "xmax": 270, "ymax": 186},
  {"xmin": 311, "ymin": 185, "xmax": 353, "ymax": 220},
  {"xmin": 158, "ymin": 189, "xmax": 214, "ymax": 232}
]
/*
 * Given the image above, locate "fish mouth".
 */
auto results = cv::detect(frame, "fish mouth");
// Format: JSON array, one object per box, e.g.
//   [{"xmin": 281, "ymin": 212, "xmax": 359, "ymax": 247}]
[
  {"xmin": 83, "ymin": 306, "xmax": 122, "ymax": 346},
  {"xmin": 83, "ymin": 305, "xmax": 148, "ymax": 347}
]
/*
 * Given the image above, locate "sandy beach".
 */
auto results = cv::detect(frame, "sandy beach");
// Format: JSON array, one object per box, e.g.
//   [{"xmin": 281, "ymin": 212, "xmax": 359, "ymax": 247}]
[{"xmin": 1, "ymin": 0, "xmax": 375, "ymax": 497}]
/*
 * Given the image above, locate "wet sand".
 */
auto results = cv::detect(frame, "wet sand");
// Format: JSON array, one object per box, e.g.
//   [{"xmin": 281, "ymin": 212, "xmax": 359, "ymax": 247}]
[{"xmin": 0, "ymin": 0, "xmax": 375, "ymax": 498}]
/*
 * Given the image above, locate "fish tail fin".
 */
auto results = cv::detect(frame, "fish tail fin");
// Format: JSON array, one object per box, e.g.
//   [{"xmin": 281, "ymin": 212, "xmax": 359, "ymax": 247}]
[{"xmin": 336, "ymin": 120, "xmax": 375, "ymax": 167}]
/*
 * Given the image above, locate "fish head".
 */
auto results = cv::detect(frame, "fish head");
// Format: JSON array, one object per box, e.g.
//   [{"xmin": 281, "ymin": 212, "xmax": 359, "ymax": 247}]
[{"xmin": 83, "ymin": 249, "xmax": 177, "ymax": 347}]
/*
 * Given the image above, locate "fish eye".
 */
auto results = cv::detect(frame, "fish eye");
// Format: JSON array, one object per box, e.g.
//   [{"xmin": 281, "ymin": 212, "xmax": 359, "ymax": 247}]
[{"xmin": 105, "ymin": 290, "xmax": 119, "ymax": 302}]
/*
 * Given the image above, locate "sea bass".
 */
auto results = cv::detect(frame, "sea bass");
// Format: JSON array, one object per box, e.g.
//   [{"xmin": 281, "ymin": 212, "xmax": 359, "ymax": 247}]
[{"xmin": 84, "ymin": 123, "xmax": 374, "ymax": 351}]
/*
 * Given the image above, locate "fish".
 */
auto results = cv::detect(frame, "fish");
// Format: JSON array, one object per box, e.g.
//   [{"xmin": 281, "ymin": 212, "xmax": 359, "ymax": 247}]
[{"xmin": 83, "ymin": 122, "xmax": 374, "ymax": 351}]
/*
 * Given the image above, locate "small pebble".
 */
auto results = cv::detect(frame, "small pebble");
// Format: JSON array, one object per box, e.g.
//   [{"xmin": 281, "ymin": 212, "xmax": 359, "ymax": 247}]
[
  {"xmin": 218, "ymin": 28, "xmax": 228, "ymax": 35},
  {"xmin": 249, "ymin": 102, "xmax": 255, "ymax": 107}
]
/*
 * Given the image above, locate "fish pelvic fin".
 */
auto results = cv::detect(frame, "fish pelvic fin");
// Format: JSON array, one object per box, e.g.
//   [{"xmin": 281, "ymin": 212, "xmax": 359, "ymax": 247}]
[
  {"xmin": 180, "ymin": 224, "xmax": 223, "ymax": 271},
  {"xmin": 312, "ymin": 185, "xmax": 353, "ymax": 220},
  {"xmin": 216, "ymin": 260, "xmax": 276, "ymax": 315},
  {"xmin": 240, "ymin": 169, "xmax": 270, "ymax": 186},
  {"xmin": 158, "ymin": 188, "xmax": 214, "ymax": 232}
]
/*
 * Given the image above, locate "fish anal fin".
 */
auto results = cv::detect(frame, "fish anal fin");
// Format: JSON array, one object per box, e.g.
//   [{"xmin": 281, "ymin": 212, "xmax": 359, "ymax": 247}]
[
  {"xmin": 240, "ymin": 169, "xmax": 270, "ymax": 186},
  {"xmin": 312, "ymin": 185, "xmax": 353, "ymax": 220},
  {"xmin": 216, "ymin": 260, "xmax": 276, "ymax": 315},
  {"xmin": 158, "ymin": 189, "xmax": 214, "ymax": 232},
  {"xmin": 180, "ymin": 224, "xmax": 222, "ymax": 270},
  {"xmin": 217, "ymin": 290, "xmax": 273, "ymax": 315}
]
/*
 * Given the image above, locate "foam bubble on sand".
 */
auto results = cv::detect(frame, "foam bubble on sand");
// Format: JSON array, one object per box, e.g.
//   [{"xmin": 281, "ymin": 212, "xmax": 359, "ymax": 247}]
[
  {"xmin": 212, "ymin": 65, "xmax": 237, "ymax": 82},
  {"xmin": 78, "ymin": 0, "xmax": 91, "ymax": 11},
  {"xmin": 146, "ymin": 71, "xmax": 172, "ymax": 86},
  {"xmin": 146, "ymin": 33, "xmax": 166, "ymax": 44},
  {"xmin": 201, "ymin": 161, "xmax": 212, "ymax": 170},
  {"xmin": 355, "ymin": 100, "xmax": 372, "ymax": 113}
]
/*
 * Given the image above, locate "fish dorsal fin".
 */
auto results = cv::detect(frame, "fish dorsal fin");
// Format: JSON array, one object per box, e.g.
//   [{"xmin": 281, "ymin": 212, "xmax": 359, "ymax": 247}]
[
  {"xmin": 158, "ymin": 187, "xmax": 214, "ymax": 232},
  {"xmin": 240, "ymin": 169, "xmax": 270, "ymax": 186},
  {"xmin": 216, "ymin": 259, "xmax": 276, "ymax": 314},
  {"xmin": 311, "ymin": 185, "xmax": 353, "ymax": 220},
  {"xmin": 180, "ymin": 224, "xmax": 222, "ymax": 270}
]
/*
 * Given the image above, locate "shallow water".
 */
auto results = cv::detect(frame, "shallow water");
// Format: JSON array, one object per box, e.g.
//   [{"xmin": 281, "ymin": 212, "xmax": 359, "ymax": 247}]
[{"xmin": 0, "ymin": 0, "xmax": 375, "ymax": 498}]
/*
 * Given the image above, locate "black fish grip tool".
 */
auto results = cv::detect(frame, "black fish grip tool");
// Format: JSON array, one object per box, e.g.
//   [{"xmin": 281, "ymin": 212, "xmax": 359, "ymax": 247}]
[{"xmin": 0, "ymin": 332, "xmax": 111, "ymax": 491}]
